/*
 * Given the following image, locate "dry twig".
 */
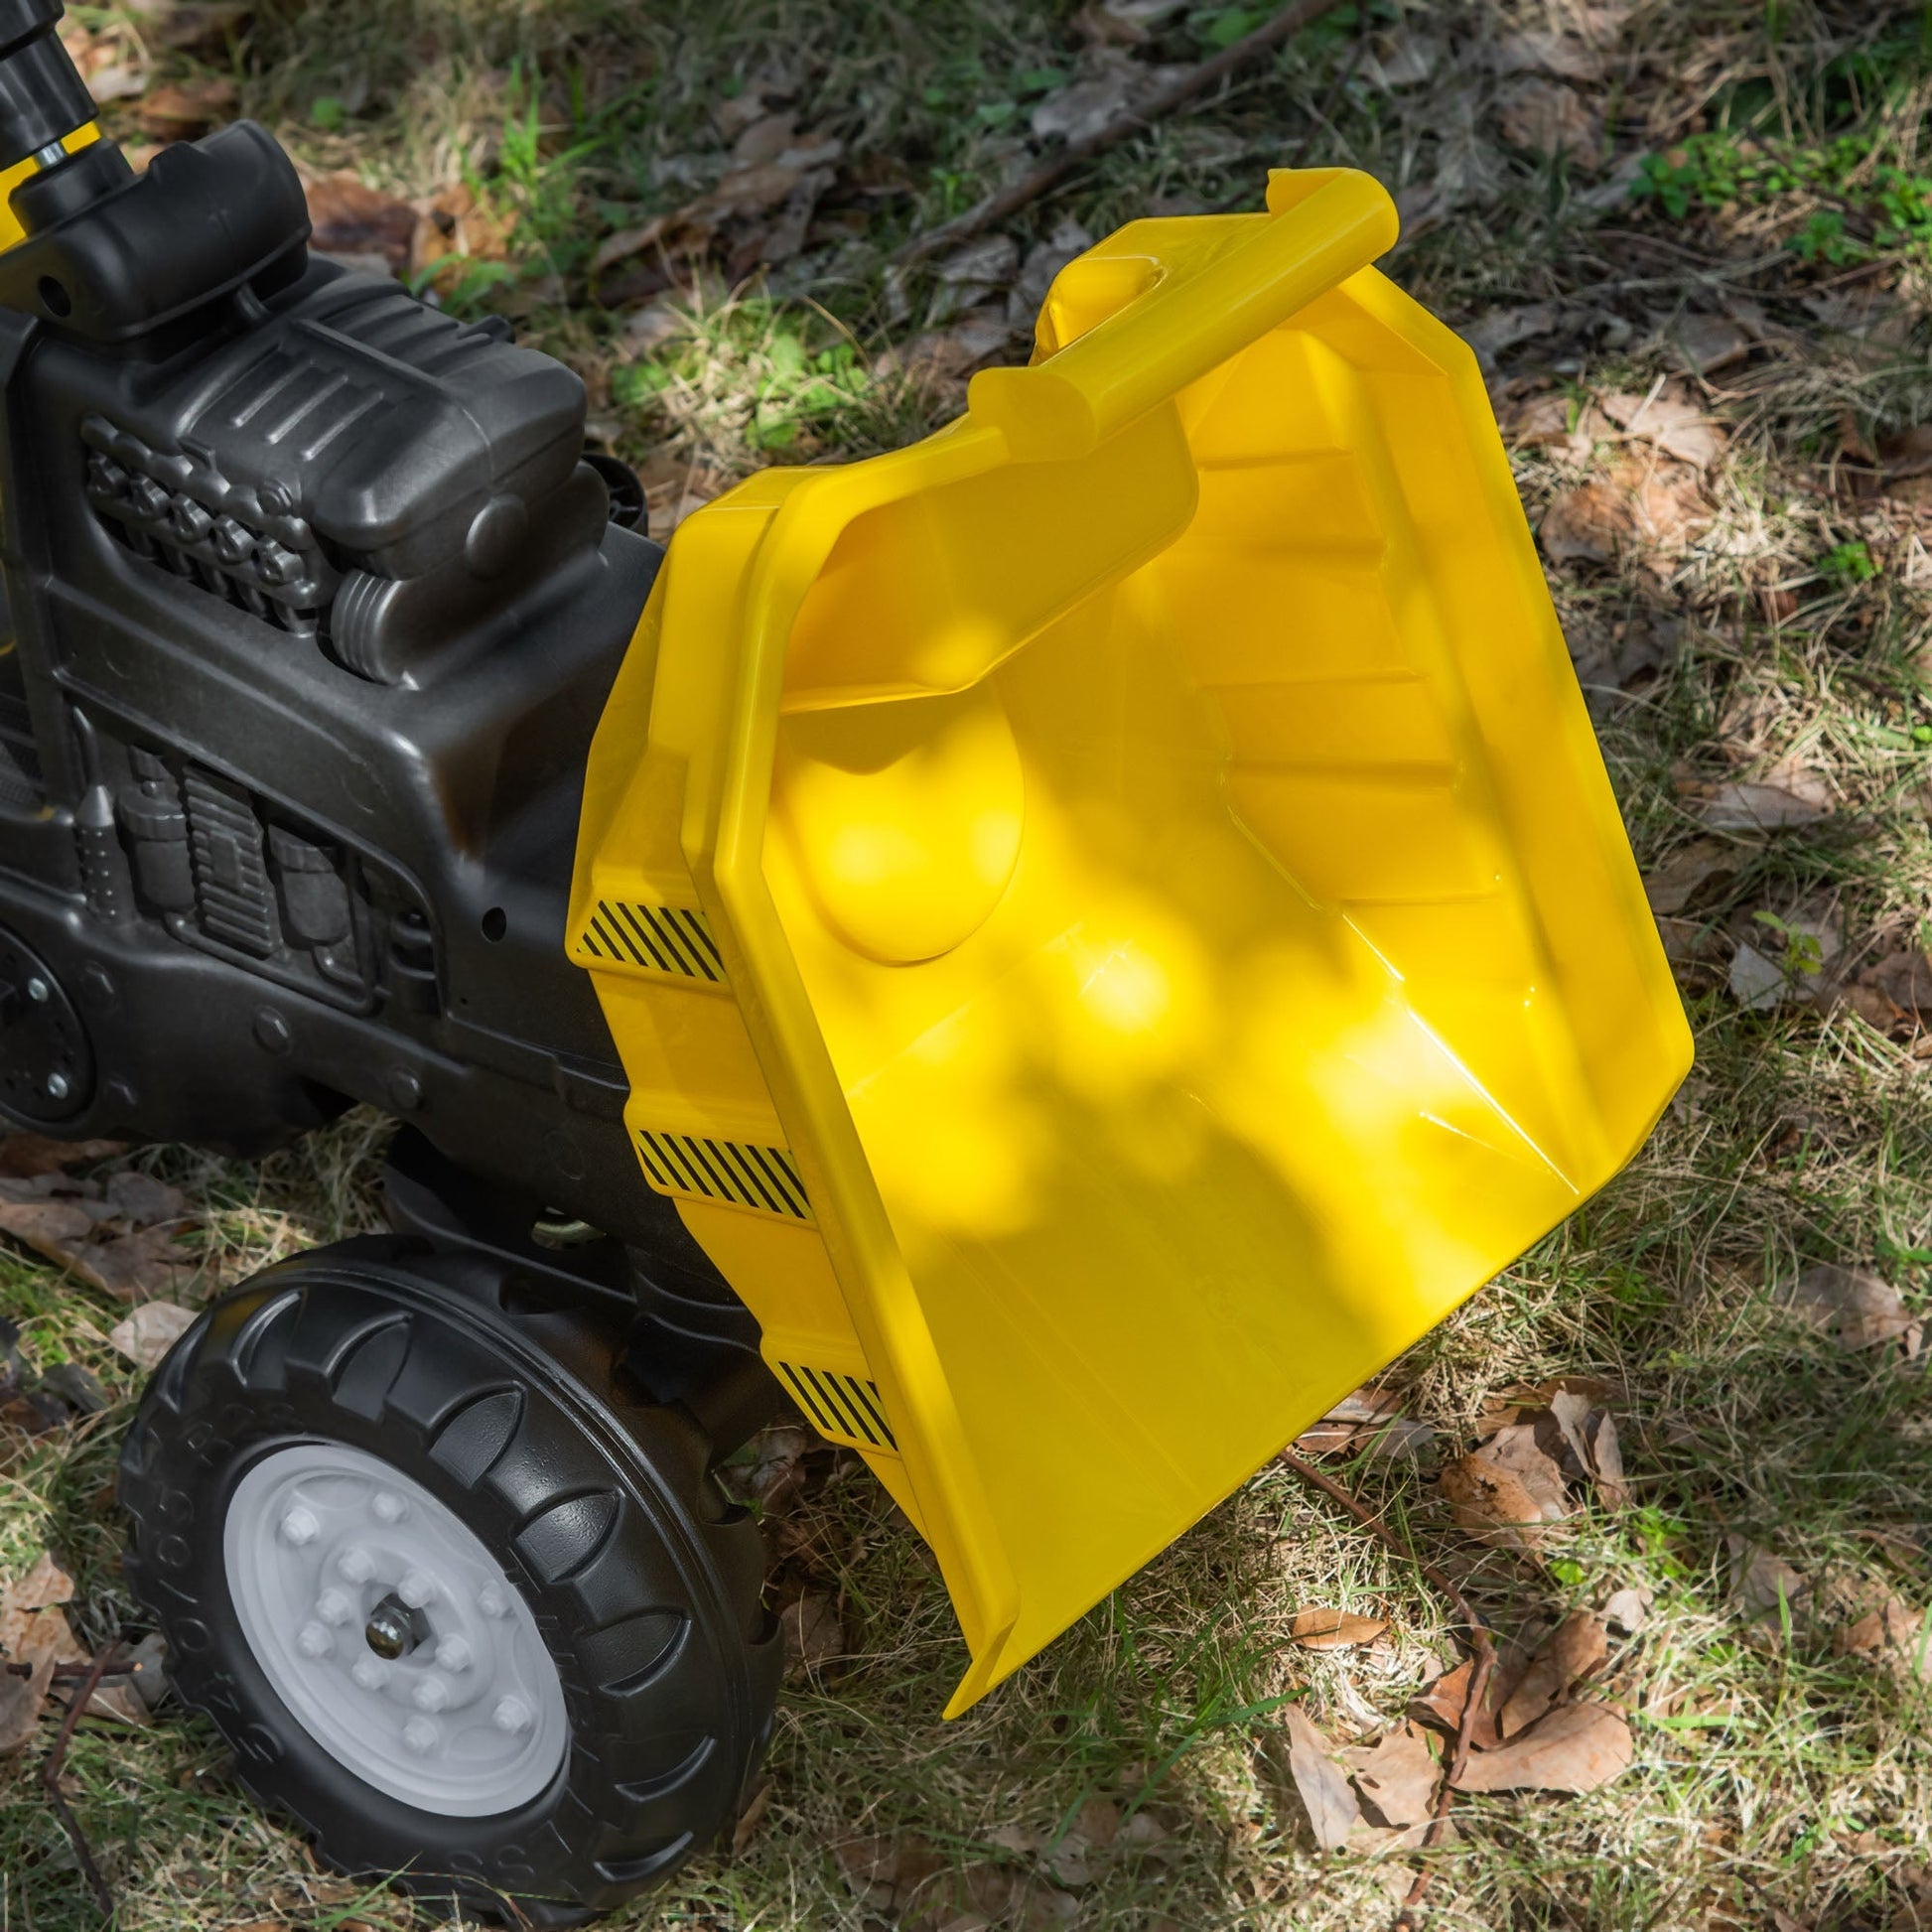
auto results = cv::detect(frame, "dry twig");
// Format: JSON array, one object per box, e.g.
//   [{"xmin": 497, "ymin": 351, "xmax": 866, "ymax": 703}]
[
  {"xmin": 892, "ymin": 0, "xmax": 1347, "ymax": 265},
  {"xmin": 1278, "ymin": 1449, "xmax": 1495, "ymax": 1929},
  {"xmin": 41, "ymin": 1645, "xmax": 119, "ymax": 1921}
]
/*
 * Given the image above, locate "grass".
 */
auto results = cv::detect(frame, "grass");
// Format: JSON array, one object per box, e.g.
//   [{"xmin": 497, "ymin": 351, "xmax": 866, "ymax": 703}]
[{"xmin": 10, "ymin": 0, "xmax": 1932, "ymax": 1928}]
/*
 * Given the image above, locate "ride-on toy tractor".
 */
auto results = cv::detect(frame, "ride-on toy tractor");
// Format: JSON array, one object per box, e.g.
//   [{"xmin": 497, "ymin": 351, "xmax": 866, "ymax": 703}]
[{"xmin": 0, "ymin": 1, "xmax": 1690, "ymax": 1917}]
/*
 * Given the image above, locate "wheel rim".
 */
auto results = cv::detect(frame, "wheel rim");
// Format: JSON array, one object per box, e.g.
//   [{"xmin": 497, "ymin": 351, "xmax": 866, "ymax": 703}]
[{"xmin": 222, "ymin": 1442, "xmax": 570, "ymax": 1817}]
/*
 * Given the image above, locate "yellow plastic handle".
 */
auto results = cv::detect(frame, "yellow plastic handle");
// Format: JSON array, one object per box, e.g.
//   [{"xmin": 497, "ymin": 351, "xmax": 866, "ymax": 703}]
[{"xmin": 966, "ymin": 167, "xmax": 1398, "ymax": 463}]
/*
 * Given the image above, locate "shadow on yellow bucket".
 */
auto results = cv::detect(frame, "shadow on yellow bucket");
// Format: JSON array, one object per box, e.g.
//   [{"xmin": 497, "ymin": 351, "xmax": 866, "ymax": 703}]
[{"xmin": 569, "ymin": 167, "xmax": 1692, "ymax": 1715}]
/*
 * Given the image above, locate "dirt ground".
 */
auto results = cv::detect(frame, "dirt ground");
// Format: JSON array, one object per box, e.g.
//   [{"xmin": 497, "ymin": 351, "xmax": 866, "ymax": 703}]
[{"xmin": 6, "ymin": 2, "xmax": 1932, "ymax": 1928}]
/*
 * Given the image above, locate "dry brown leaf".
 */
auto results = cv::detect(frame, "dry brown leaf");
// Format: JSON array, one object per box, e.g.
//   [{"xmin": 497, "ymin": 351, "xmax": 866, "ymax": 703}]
[
  {"xmin": 1836, "ymin": 1596, "xmax": 1923, "ymax": 1660},
  {"xmin": 1602, "ymin": 1586, "xmax": 1653, "ymax": 1635},
  {"xmin": 305, "ymin": 173, "xmax": 417, "ymax": 276},
  {"xmin": 1861, "ymin": 945, "xmax": 1932, "ymax": 1014},
  {"xmin": 1441, "ymin": 1445, "xmax": 1565, "ymax": 1554},
  {"xmin": 1495, "ymin": 78, "xmax": 1602, "ymax": 163},
  {"xmin": 0, "ymin": 1133, "xmax": 126, "ymax": 1178},
  {"xmin": 1076, "ymin": 1795, "xmax": 1119, "ymax": 1849},
  {"xmin": 1343, "ymin": 1722, "xmax": 1441, "ymax": 1828},
  {"xmin": 836, "ymin": 1836, "xmax": 946, "ymax": 1915},
  {"xmin": 1450, "ymin": 1701, "xmax": 1633, "ymax": 1793},
  {"xmin": 1691, "ymin": 771, "xmax": 1835, "ymax": 831},
  {"xmin": 1282, "ymin": 1706, "xmax": 1360, "ymax": 1852},
  {"xmin": 108, "ymin": 1301, "xmax": 199, "ymax": 1371},
  {"xmin": 1493, "ymin": 28, "xmax": 1607, "ymax": 79},
  {"xmin": 1779, "ymin": 1264, "xmax": 1923, "ymax": 1356},
  {"xmin": 1464, "ymin": 300, "xmax": 1567, "ymax": 368},
  {"xmin": 1665, "ymin": 313, "xmax": 1755, "ymax": 375},
  {"xmin": 5, "ymin": 1553, "xmax": 72, "ymax": 1613},
  {"xmin": 1501, "ymin": 390, "xmax": 1575, "ymax": 449},
  {"xmin": 1501, "ymin": 1610, "xmax": 1610, "ymax": 1736},
  {"xmin": 1030, "ymin": 49, "xmax": 1183, "ymax": 146},
  {"xmin": 1071, "ymin": 0, "xmax": 1186, "ymax": 45},
  {"xmin": 780, "ymin": 1593, "xmax": 842, "ymax": 1678},
  {"xmin": 409, "ymin": 182, "xmax": 515, "ymax": 289},
  {"xmin": 1410, "ymin": 1655, "xmax": 1509, "ymax": 1750},
  {"xmin": 1588, "ymin": 1410, "xmax": 1629, "ymax": 1508},
  {"xmin": 134, "ymin": 74, "xmax": 236, "ymax": 138},
  {"xmin": 593, "ymin": 134, "xmax": 842, "ymax": 282},
  {"xmin": 1599, "ymin": 387, "xmax": 1725, "ymax": 470},
  {"xmin": 1644, "ymin": 838, "xmax": 1737, "ymax": 916},
  {"xmin": 0, "ymin": 1170, "xmax": 197, "ymax": 1301},
  {"xmin": 0, "ymin": 1657, "xmax": 52, "ymax": 1753},
  {"xmin": 877, "ymin": 307, "xmax": 1017, "ymax": 387},
  {"xmin": 1727, "ymin": 1536, "xmax": 1807, "ymax": 1615},
  {"xmin": 1291, "ymin": 1607, "xmax": 1390, "ymax": 1651},
  {"xmin": 1540, "ymin": 479, "xmax": 1630, "ymax": 563},
  {"xmin": 0, "ymin": 1555, "xmax": 86, "ymax": 1680}
]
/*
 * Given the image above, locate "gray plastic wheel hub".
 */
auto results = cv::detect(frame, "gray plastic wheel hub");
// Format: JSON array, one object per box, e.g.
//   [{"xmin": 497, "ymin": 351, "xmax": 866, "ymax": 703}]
[{"xmin": 222, "ymin": 1442, "xmax": 569, "ymax": 1817}]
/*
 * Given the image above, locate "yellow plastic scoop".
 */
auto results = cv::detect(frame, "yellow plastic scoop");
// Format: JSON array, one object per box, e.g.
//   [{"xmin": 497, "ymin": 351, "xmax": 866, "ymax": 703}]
[{"xmin": 569, "ymin": 168, "xmax": 1692, "ymax": 1714}]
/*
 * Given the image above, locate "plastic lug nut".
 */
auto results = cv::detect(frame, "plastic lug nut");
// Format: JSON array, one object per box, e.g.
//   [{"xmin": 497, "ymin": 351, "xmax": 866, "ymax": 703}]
[{"xmin": 279, "ymin": 1506, "xmax": 320, "ymax": 1546}]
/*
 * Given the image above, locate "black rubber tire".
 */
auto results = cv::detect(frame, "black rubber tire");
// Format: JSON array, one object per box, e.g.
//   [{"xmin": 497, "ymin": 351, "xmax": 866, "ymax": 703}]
[{"xmin": 117, "ymin": 1234, "xmax": 781, "ymax": 1925}]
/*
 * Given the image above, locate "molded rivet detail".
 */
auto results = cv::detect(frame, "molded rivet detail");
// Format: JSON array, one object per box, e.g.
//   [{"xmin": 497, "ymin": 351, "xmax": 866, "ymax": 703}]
[
  {"xmin": 316, "ymin": 1588, "xmax": 353, "ymax": 1627},
  {"xmin": 398, "ymin": 1570, "xmax": 437, "ymax": 1609},
  {"xmin": 434, "ymin": 1635, "xmax": 473, "ymax": 1673},
  {"xmin": 492, "ymin": 1696, "xmax": 531, "ymax": 1735},
  {"xmin": 45, "ymin": 1072, "xmax": 69, "ymax": 1100},
  {"xmin": 350, "ymin": 1657, "xmax": 389, "ymax": 1691},
  {"xmin": 402, "ymin": 1717, "xmax": 439, "ymax": 1754},
  {"xmin": 412, "ymin": 1675, "xmax": 451, "ymax": 1713},
  {"xmin": 296, "ymin": 1621, "xmax": 332, "ymax": 1659},
  {"xmin": 478, "ymin": 1584, "xmax": 508, "ymax": 1619},
  {"xmin": 25, "ymin": 977, "xmax": 47, "ymax": 1003},
  {"xmin": 280, "ymin": 1507, "xmax": 320, "ymax": 1547},
  {"xmin": 338, "ymin": 1547, "xmax": 376, "ymax": 1584},
  {"xmin": 371, "ymin": 1492, "xmax": 407, "ymax": 1525}
]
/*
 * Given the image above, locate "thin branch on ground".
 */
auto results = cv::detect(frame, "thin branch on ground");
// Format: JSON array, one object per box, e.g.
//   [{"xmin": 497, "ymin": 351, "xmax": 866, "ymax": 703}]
[
  {"xmin": 41, "ymin": 1644, "xmax": 120, "ymax": 1922},
  {"xmin": 892, "ymin": 0, "xmax": 1348, "ymax": 265},
  {"xmin": 1277, "ymin": 1449, "xmax": 1495, "ymax": 1930}
]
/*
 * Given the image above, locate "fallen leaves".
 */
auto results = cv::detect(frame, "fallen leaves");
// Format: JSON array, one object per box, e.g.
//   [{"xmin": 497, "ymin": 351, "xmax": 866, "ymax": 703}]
[
  {"xmin": 1499, "ymin": 1611, "xmax": 1609, "ymax": 1737},
  {"xmin": 1598, "ymin": 385, "xmax": 1725, "ymax": 471},
  {"xmin": 1282, "ymin": 1705, "xmax": 1360, "ymax": 1851},
  {"xmin": 107, "ymin": 1301, "xmax": 199, "ymax": 1371},
  {"xmin": 592, "ymin": 121, "xmax": 845, "ymax": 287},
  {"xmin": 133, "ymin": 73, "xmax": 236, "ymax": 139},
  {"xmin": 1343, "ymin": 1722, "xmax": 1441, "ymax": 1828},
  {"xmin": 1777, "ymin": 1263, "xmax": 1922, "ymax": 1357},
  {"xmin": 1291, "ymin": 1607, "xmax": 1389, "ymax": 1651},
  {"xmin": 779, "ymin": 1592, "xmax": 842, "ymax": 1679},
  {"xmin": 1684, "ymin": 762, "xmax": 1835, "ymax": 832},
  {"xmin": 1449, "ymin": 1701, "xmax": 1633, "ymax": 1794},
  {"xmin": 1643, "ymin": 838, "xmax": 1737, "ymax": 917},
  {"xmin": 304, "ymin": 173, "xmax": 418, "ymax": 277},
  {"xmin": 1441, "ymin": 1436, "xmax": 1569, "ymax": 1555},
  {"xmin": 0, "ymin": 1552, "xmax": 85, "ymax": 1753},
  {"xmin": 1540, "ymin": 460, "xmax": 1705, "ymax": 567},
  {"xmin": 1438, "ymin": 1383, "xmax": 1627, "ymax": 1556},
  {"xmin": 0, "ymin": 1164, "xmax": 197, "ymax": 1301},
  {"xmin": 1291, "ymin": 1383, "xmax": 1437, "ymax": 1461},
  {"xmin": 1727, "ymin": 1536, "xmax": 1808, "ymax": 1617},
  {"xmin": 1495, "ymin": 77, "xmax": 1602, "ymax": 165}
]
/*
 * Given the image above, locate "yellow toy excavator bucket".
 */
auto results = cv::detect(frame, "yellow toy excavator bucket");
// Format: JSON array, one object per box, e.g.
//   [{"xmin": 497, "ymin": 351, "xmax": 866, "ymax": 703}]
[{"xmin": 568, "ymin": 169, "xmax": 1692, "ymax": 1714}]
